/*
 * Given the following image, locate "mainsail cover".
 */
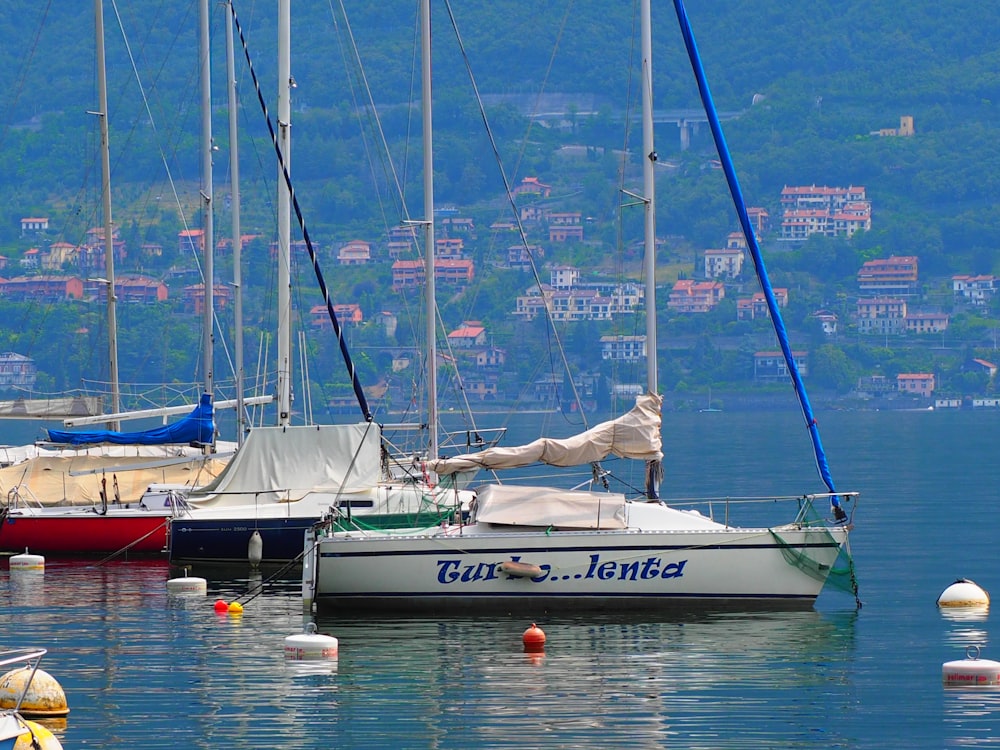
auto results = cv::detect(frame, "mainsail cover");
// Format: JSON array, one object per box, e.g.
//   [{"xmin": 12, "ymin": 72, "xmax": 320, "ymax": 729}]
[
  {"xmin": 45, "ymin": 393, "xmax": 215, "ymax": 447},
  {"xmin": 428, "ymin": 391, "xmax": 662, "ymax": 475}
]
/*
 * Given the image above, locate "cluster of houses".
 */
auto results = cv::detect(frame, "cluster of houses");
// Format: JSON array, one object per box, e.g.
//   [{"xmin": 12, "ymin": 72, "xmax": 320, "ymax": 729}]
[{"xmin": 10, "ymin": 175, "xmax": 1000, "ymax": 403}]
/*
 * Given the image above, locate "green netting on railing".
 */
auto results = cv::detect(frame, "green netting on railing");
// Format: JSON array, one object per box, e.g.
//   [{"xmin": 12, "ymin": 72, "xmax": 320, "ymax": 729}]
[
  {"xmin": 772, "ymin": 498, "xmax": 859, "ymax": 597},
  {"xmin": 772, "ymin": 527, "xmax": 839, "ymax": 584}
]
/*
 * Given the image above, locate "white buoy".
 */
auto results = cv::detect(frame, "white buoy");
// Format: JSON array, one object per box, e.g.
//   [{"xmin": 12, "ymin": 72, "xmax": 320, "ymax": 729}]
[
  {"xmin": 938, "ymin": 578, "xmax": 990, "ymax": 608},
  {"xmin": 284, "ymin": 622, "xmax": 338, "ymax": 661},
  {"xmin": 248, "ymin": 530, "xmax": 263, "ymax": 569},
  {"xmin": 166, "ymin": 572, "xmax": 208, "ymax": 596},
  {"xmin": 943, "ymin": 645, "xmax": 1000, "ymax": 687},
  {"xmin": 9, "ymin": 548, "xmax": 44, "ymax": 573}
]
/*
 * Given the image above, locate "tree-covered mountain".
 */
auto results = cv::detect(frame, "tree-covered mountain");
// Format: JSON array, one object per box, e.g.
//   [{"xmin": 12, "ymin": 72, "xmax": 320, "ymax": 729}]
[{"xmin": 2, "ymin": 0, "xmax": 1000, "ymax": 407}]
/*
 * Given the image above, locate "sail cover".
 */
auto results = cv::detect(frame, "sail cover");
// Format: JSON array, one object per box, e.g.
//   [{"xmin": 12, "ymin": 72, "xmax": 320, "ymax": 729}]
[
  {"xmin": 45, "ymin": 393, "xmax": 215, "ymax": 447},
  {"xmin": 184, "ymin": 421, "xmax": 383, "ymax": 506},
  {"xmin": 428, "ymin": 391, "xmax": 662, "ymax": 475}
]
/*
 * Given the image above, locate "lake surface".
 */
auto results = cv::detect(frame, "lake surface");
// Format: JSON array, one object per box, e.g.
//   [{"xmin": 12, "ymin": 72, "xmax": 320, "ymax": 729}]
[{"xmin": 1, "ymin": 408, "xmax": 999, "ymax": 748}]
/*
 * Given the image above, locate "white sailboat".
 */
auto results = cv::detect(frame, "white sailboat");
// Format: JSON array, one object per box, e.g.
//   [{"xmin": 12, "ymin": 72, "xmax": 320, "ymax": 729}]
[{"xmin": 302, "ymin": 0, "xmax": 858, "ymax": 612}]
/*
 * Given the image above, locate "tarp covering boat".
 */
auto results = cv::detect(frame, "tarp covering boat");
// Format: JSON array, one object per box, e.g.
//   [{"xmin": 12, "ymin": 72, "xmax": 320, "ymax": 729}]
[
  {"xmin": 184, "ymin": 422, "xmax": 383, "ymax": 507},
  {"xmin": 472, "ymin": 483, "xmax": 628, "ymax": 529},
  {"xmin": 427, "ymin": 391, "xmax": 663, "ymax": 475},
  {"xmin": 0, "ymin": 395, "xmax": 102, "ymax": 419},
  {"xmin": 0, "ymin": 453, "xmax": 229, "ymax": 506},
  {"xmin": 45, "ymin": 393, "xmax": 215, "ymax": 447}
]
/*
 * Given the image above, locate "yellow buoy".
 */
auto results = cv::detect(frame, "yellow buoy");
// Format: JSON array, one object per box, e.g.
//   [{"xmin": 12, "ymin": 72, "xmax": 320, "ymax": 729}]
[
  {"xmin": 937, "ymin": 579, "xmax": 990, "ymax": 608},
  {"xmin": 0, "ymin": 668, "xmax": 69, "ymax": 717},
  {"xmin": 228, "ymin": 601, "xmax": 244, "ymax": 615},
  {"xmin": 13, "ymin": 719, "xmax": 63, "ymax": 749}
]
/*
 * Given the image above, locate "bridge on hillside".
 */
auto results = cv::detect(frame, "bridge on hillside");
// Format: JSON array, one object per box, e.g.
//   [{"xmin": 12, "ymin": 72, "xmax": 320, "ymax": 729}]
[{"xmin": 480, "ymin": 95, "xmax": 743, "ymax": 150}]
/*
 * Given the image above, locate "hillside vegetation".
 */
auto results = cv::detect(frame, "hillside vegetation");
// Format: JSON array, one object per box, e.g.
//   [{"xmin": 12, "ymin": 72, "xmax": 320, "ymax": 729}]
[{"xmin": 0, "ymin": 0, "xmax": 999, "ymax": 409}]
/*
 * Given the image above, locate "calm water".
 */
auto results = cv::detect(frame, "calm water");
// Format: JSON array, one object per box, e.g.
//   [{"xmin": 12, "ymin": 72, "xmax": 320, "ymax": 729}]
[{"xmin": 2, "ymin": 408, "xmax": 999, "ymax": 748}]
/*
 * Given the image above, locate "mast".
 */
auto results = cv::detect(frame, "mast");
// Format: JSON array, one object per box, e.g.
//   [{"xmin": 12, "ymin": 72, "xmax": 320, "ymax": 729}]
[
  {"xmin": 421, "ymin": 0, "xmax": 438, "ymax": 461},
  {"xmin": 94, "ymin": 0, "xmax": 120, "ymax": 430},
  {"xmin": 276, "ymin": 0, "xmax": 292, "ymax": 426},
  {"xmin": 199, "ymin": 0, "xmax": 215, "ymax": 404},
  {"xmin": 640, "ymin": 0, "xmax": 660, "ymax": 499},
  {"xmin": 226, "ymin": 0, "xmax": 245, "ymax": 445}
]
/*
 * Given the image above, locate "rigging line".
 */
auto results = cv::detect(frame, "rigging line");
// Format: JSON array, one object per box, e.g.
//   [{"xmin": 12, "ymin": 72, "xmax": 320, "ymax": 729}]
[
  {"xmin": 228, "ymin": 0, "xmax": 372, "ymax": 423},
  {"xmin": 330, "ymin": 0, "xmax": 414, "ymax": 226},
  {"xmin": 106, "ymin": 0, "xmax": 200, "ymax": 276},
  {"xmin": 328, "ymin": 0, "xmax": 427, "ymax": 430},
  {"xmin": 671, "ymin": 0, "xmax": 839, "ymax": 504},
  {"xmin": 0, "ymin": 0, "xmax": 52, "ymax": 157},
  {"xmin": 440, "ymin": 0, "xmax": 590, "ymax": 429}
]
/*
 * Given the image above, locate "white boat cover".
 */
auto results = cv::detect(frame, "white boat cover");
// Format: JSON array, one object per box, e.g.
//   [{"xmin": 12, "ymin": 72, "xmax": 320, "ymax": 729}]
[
  {"xmin": 427, "ymin": 391, "xmax": 662, "ymax": 475},
  {"xmin": 0, "ymin": 453, "xmax": 229, "ymax": 506},
  {"xmin": 473, "ymin": 483, "xmax": 628, "ymax": 529},
  {"xmin": 186, "ymin": 423, "xmax": 382, "ymax": 506}
]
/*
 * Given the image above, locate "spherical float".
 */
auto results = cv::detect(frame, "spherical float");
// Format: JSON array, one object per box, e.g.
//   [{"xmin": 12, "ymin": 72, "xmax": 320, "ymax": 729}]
[
  {"xmin": 938, "ymin": 579, "xmax": 990, "ymax": 608},
  {"xmin": 9, "ymin": 549, "xmax": 44, "ymax": 573},
  {"xmin": 227, "ymin": 601, "xmax": 244, "ymax": 615},
  {"xmin": 943, "ymin": 645, "xmax": 1000, "ymax": 687},
  {"xmin": 284, "ymin": 623, "xmax": 339, "ymax": 661},
  {"xmin": 213, "ymin": 599, "xmax": 229, "ymax": 613},
  {"xmin": 0, "ymin": 667, "xmax": 69, "ymax": 717},
  {"xmin": 166, "ymin": 573, "xmax": 207, "ymax": 596},
  {"xmin": 13, "ymin": 719, "xmax": 63, "ymax": 750},
  {"xmin": 522, "ymin": 623, "xmax": 546, "ymax": 652}
]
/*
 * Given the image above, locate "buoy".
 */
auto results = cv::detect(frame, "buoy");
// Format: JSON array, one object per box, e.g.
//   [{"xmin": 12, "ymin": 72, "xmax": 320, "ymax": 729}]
[
  {"xmin": 213, "ymin": 599, "xmax": 229, "ymax": 613},
  {"xmin": 284, "ymin": 622, "xmax": 339, "ymax": 661},
  {"xmin": 943, "ymin": 645, "xmax": 1000, "ymax": 687},
  {"xmin": 500, "ymin": 560, "xmax": 543, "ymax": 579},
  {"xmin": 227, "ymin": 601, "xmax": 244, "ymax": 615},
  {"xmin": 248, "ymin": 530, "xmax": 263, "ymax": 569},
  {"xmin": 9, "ymin": 549, "xmax": 44, "ymax": 573},
  {"xmin": 522, "ymin": 623, "xmax": 546, "ymax": 652},
  {"xmin": 13, "ymin": 719, "xmax": 63, "ymax": 750},
  {"xmin": 166, "ymin": 573, "xmax": 207, "ymax": 596},
  {"xmin": 938, "ymin": 579, "xmax": 990, "ymax": 608},
  {"xmin": 0, "ymin": 667, "xmax": 69, "ymax": 717}
]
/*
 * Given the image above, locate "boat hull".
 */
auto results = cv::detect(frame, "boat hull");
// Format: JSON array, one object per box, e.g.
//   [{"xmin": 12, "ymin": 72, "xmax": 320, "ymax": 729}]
[
  {"xmin": 308, "ymin": 525, "xmax": 849, "ymax": 612},
  {"xmin": 0, "ymin": 509, "xmax": 170, "ymax": 555},
  {"xmin": 169, "ymin": 517, "xmax": 315, "ymax": 566}
]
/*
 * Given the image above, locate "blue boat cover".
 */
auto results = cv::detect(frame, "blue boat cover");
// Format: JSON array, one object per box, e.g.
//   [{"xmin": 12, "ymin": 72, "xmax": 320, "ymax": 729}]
[{"xmin": 46, "ymin": 393, "xmax": 215, "ymax": 447}]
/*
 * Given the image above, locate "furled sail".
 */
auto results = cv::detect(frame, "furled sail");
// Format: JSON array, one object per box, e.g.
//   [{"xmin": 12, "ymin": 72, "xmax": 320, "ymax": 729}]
[
  {"xmin": 427, "ymin": 392, "xmax": 662, "ymax": 475},
  {"xmin": 45, "ymin": 393, "xmax": 215, "ymax": 447}
]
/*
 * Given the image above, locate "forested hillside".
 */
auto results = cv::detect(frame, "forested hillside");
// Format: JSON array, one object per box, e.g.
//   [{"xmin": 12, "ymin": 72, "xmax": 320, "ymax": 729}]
[{"xmin": 0, "ymin": 1, "xmax": 999, "ymax": 407}]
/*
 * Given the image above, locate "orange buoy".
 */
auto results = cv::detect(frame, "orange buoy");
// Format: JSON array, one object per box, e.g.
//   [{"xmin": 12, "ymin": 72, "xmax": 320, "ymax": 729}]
[
  {"xmin": 213, "ymin": 599, "xmax": 229, "ymax": 613},
  {"xmin": 523, "ymin": 623, "xmax": 546, "ymax": 652}
]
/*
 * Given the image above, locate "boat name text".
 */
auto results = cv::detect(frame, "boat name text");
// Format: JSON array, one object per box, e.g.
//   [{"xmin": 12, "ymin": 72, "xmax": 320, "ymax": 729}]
[{"xmin": 435, "ymin": 554, "xmax": 687, "ymax": 584}]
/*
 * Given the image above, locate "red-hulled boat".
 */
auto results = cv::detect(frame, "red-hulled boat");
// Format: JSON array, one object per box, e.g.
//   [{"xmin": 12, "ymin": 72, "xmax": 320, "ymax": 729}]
[{"xmin": 0, "ymin": 494, "xmax": 180, "ymax": 556}]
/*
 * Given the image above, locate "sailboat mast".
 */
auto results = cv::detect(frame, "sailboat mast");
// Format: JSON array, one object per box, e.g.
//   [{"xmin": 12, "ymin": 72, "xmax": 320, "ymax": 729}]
[
  {"xmin": 640, "ymin": 0, "xmax": 660, "ymax": 499},
  {"xmin": 421, "ymin": 0, "xmax": 438, "ymax": 461},
  {"xmin": 94, "ymin": 0, "xmax": 120, "ymax": 430},
  {"xmin": 226, "ymin": 0, "xmax": 245, "ymax": 445},
  {"xmin": 276, "ymin": 0, "xmax": 292, "ymax": 426},
  {"xmin": 641, "ymin": 0, "xmax": 657, "ymax": 394},
  {"xmin": 199, "ymin": 0, "xmax": 215, "ymax": 402}
]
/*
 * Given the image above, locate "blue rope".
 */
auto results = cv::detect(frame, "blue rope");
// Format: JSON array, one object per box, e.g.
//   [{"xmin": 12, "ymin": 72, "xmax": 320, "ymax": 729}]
[{"xmin": 670, "ymin": 0, "xmax": 841, "ymax": 510}]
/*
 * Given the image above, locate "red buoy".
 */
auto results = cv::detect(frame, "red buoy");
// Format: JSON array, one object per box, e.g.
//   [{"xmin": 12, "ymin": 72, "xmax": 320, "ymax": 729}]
[
  {"xmin": 523, "ymin": 623, "xmax": 546, "ymax": 652},
  {"xmin": 213, "ymin": 599, "xmax": 229, "ymax": 613}
]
